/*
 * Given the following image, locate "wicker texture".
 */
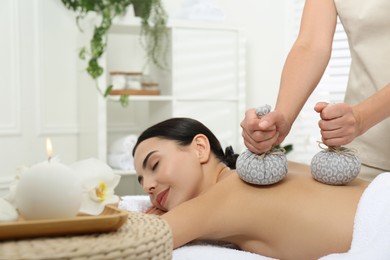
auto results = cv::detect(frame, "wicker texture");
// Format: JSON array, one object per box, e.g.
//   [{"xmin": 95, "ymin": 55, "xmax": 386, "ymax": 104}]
[{"xmin": 0, "ymin": 212, "xmax": 172, "ymax": 260}]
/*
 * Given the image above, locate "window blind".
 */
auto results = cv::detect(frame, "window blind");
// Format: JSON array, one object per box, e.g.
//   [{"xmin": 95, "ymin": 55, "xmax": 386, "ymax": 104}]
[{"xmin": 284, "ymin": 1, "xmax": 351, "ymax": 164}]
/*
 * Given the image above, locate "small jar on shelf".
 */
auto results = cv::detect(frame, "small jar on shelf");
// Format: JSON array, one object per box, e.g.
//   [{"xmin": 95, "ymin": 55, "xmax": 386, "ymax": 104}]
[
  {"xmin": 110, "ymin": 72, "xmax": 127, "ymax": 90},
  {"xmin": 110, "ymin": 71, "xmax": 143, "ymax": 90},
  {"xmin": 126, "ymin": 72, "xmax": 143, "ymax": 90},
  {"xmin": 141, "ymin": 74, "xmax": 160, "ymax": 91}
]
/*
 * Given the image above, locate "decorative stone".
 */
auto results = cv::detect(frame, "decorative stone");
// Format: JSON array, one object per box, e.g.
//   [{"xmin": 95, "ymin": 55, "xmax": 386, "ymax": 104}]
[
  {"xmin": 236, "ymin": 105, "xmax": 288, "ymax": 185},
  {"xmin": 311, "ymin": 146, "xmax": 361, "ymax": 185}
]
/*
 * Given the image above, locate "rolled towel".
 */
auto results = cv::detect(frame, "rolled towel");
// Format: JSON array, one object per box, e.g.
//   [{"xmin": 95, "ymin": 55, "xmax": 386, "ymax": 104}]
[
  {"xmin": 107, "ymin": 153, "xmax": 134, "ymax": 171},
  {"xmin": 109, "ymin": 135, "xmax": 138, "ymax": 155}
]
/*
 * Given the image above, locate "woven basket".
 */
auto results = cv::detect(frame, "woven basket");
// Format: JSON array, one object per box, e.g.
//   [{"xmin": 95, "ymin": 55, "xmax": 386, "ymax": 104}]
[{"xmin": 0, "ymin": 212, "xmax": 172, "ymax": 260}]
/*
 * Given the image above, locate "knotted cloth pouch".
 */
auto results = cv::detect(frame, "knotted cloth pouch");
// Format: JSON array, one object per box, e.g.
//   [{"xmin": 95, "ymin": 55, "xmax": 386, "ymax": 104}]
[
  {"xmin": 311, "ymin": 144, "xmax": 361, "ymax": 185},
  {"xmin": 236, "ymin": 105, "xmax": 288, "ymax": 185}
]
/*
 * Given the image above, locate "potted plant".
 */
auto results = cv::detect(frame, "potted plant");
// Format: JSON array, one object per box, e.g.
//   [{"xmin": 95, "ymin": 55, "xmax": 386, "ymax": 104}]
[{"xmin": 61, "ymin": 0, "xmax": 169, "ymax": 106}]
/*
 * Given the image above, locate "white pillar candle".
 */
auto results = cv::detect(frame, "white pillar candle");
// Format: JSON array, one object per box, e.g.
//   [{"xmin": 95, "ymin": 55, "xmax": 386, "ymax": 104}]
[{"xmin": 15, "ymin": 139, "xmax": 83, "ymax": 220}]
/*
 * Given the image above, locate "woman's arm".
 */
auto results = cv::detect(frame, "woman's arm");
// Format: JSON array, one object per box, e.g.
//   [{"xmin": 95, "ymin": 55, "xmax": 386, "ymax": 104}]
[
  {"xmin": 160, "ymin": 192, "xmax": 221, "ymax": 248},
  {"xmin": 158, "ymin": 176, "xmax": 244, "ymax": 249}
]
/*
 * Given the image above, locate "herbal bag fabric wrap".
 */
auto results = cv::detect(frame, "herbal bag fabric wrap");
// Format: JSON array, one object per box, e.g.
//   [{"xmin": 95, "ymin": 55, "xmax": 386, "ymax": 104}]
[
  {"xmin": 236, "ymin": 105, "xmax": 288, "ymax": 185},
  {"xmin": 311, "ymin": 146, "xmax": 361, "ymax": 185}
]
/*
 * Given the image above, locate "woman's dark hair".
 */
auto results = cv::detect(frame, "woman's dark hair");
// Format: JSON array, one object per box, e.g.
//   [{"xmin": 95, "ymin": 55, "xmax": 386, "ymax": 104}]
[{"xmin": 132, "ymin": 118, "xmax": 238, "ymax": 169}]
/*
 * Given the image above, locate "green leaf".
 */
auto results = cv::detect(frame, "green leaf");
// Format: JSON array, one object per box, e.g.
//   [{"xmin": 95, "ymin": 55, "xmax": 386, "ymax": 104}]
[
  {"xmin": 119, "ymin": 95, "xmax": 129, "ymax": 107},
  {"xmin": 62, "ymin": 0, "xmax": 169, "ymax": 104},
  {"xmin": 274, "ymin": 144, "xmax": 294, "ymax": 154},
  {"xmin": 79, "ymin": 47, "xmax": 87, "ymax": 60},
  {"xmin": 103, "ymin": 85, "xmax": 113, "ymax": 97}
]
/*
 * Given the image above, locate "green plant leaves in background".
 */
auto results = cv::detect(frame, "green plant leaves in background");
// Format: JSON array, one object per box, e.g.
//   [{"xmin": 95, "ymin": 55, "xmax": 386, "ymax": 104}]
[{"xmin": 62, "ymin": 0, "xmax": 168, "ymax": 106}]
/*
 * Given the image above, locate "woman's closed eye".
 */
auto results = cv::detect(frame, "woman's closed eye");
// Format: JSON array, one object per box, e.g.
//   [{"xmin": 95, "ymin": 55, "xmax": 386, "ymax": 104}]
[
  {"xmin": 137, "ymin": 161, "xmax": 159, "ymax": 184},
  {"xmin": 137, "ymin": 175, "xmax": 143, "ymax": 185},
  {"xmin": 152, "ymin": 161, "xmax": 159, "ymax": 171}
]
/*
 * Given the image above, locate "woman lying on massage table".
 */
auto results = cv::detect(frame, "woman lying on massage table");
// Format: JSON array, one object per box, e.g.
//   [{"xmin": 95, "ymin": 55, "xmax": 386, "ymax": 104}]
[{"xmin": 132, "ymin": 117, "xmax": 370, "ymax": 260}]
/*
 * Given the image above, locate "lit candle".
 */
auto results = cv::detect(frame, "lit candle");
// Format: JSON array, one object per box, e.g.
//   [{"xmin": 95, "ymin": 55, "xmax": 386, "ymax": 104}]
[
  {"xmin": 15, "ymin": 138, "xmax": 83, "ymax": 220},
  {"xmin": 46, "ymin": 137, "xmax": 53, "ymax": 162}
]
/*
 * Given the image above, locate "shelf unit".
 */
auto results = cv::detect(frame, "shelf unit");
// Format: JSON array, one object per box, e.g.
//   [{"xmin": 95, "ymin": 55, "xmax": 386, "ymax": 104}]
[{"xmin": 79, "ymin": 18, "xmax": 246, "ymax": 194}]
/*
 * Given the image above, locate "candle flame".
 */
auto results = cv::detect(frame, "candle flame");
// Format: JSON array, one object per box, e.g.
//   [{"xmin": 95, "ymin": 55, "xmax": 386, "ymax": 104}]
[{"xmin": 46, "ymin": 138, "xmax": 53, "ymax": 159}]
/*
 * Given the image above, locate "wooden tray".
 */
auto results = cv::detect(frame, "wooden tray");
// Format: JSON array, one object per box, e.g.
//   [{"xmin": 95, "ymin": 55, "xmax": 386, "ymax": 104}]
[{"xmin": 0, "ymin": 205, "xmax": 128, "ymax": 240}]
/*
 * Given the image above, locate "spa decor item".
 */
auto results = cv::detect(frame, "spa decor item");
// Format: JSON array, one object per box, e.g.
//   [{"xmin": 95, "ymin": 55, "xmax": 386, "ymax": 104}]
[
  {"xmin": 61, "ymin": 0, "xmax": 169, "ymax": 106},
  {"xmin": 236, "ymin": 105, "xmax": 288, "ymax": 185},
  {"xmin": 311, "ymin": 144, "xmax": 361, "ymax": 185},
  {"xmin": 70, "ymin": 158, "xmax": 121, "ymax": 216},
  {"xmin": 15, "ymin": 139, "xmax": 83, "ymax": 220},
  {"xmin": 0, "ymin": 205, "xmax": 127, "ymax": 241},
  {"xmin": 0, "ymin": 198, "xmax": 18, "ymax": 223},
  {"xmin": 8, "ymin": 139, "xmax": 121, "ymax": 221},
  {"xmin": 0, "ymin": 211, "xmax": 169, "ymax": 260}
]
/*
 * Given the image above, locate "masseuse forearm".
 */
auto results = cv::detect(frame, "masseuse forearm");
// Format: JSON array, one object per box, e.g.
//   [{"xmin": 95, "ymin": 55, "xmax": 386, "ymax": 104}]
[
  {"xmin": 355, "ymin": 82, "xmax": 390, "ymax": 135},
  {"xmin": 275, "ymin": 0, "xmax": 336, "ymax": 127},
  {"xmin": 276, "ymin": 43, "xmax": 331, "ymax": 126}
]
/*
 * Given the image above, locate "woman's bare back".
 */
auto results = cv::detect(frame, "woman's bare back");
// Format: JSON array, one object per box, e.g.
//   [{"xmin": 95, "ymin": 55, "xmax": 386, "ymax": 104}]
[{"xmin": 163, "ymin": 162, "xmax": 368, "ymax": 259}]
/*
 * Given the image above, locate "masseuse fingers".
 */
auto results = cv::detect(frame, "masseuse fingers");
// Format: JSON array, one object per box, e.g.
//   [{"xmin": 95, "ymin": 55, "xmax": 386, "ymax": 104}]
[
  {"xmin": 321, "ymin": 134, "xmax": 354, "ymax": 147},
  {"xmin": 314, "ymin": 101, "xmax": 329, "ymax": 114},
  {"xmin": 320, "ymin": 121, "xmax": 356, "ymax": 146},
  {"xmin": 243, "ymin": 131, "xmax": 279, "ymax": 154},
  {"xmin": 241, "ymin": 108, "xmax": 277, "ymax": 149},
  {"xmin": 319, "ymin": 103, "xmax": 353, "ymax": 120}
]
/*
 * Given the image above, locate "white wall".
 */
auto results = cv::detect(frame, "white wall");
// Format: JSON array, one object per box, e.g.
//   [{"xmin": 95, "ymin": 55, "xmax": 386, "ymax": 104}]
[
  {"xmin": 0, "ymin": 0, "xmax": 291, "ymax": 196},
  {"xmin": 165, "ymin": 0, "xmax": 289, "ymax": 108},
  {"xmin": 0, "ymin": 0, "xmax": 81, "ymax": 195}
]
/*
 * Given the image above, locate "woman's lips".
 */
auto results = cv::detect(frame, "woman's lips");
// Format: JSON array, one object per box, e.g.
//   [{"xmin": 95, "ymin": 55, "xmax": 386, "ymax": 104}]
[{"xmin": 156, "ymin": 189, "xmax": 169, "ymax": 208}]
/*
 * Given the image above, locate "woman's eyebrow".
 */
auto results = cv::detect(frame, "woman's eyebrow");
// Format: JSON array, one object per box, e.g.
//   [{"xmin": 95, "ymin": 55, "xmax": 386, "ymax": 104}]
[{"xmin": 143, "ymin": 150, "xmax": 157, "ymax": 169}]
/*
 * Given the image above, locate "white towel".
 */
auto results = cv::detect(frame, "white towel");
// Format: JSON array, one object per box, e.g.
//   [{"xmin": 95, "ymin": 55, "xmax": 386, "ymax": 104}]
[
  {"xmin": 107, "ymin": 135, "xmax": 138, "ymax": 170},
  {"xmin": 320, "ymin": 172, "xmax": 390, "ymax": 259},
  {"xmin": 119, "ymin": 195, "xmax": 151, "ymax": 213},
  {"xmin": 107, "ymin": 153, "xmax": 134, "ymax": 171},
  {"xmin": 173, "ymin": 243, "xmax": 273, "ymax": 260},
  {"xmin": 109, "ymin": 135, "xmax": 138, "ymax": 155}
]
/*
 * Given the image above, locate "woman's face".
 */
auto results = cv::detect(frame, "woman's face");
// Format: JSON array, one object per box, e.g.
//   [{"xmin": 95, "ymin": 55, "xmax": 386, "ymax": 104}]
[{"xmin": 133, "ymin": 137, "xmax": 204, "ymax": 211}]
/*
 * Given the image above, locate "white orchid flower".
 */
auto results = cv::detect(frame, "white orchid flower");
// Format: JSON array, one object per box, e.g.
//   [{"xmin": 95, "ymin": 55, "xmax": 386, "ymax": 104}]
[
  {"xmin": 4, "ymin": 165, "xmax": 28, "ymax": 206},
  {"xmin": 70, "ymin": 158, "xmax": 121, "ymax": 215},
  {"xmin": 0, "ymin": 197, "xmax": 18, "ymax": 222}
]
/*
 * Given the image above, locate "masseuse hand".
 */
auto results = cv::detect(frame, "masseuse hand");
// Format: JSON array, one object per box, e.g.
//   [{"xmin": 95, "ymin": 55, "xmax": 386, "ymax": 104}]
[
  {"xmin": 314, "ymin": 102, "xmax": 361, "ymax": 146},
  {"xmin": 241, "ymin": 108, "xmax": 290, "ymax": 154}
]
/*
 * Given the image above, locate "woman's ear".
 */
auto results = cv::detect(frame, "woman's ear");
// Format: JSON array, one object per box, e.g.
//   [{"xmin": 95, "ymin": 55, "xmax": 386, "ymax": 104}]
[{"xmin": 192, "ymin": 134, "xmax": 211, "ymax": 163}]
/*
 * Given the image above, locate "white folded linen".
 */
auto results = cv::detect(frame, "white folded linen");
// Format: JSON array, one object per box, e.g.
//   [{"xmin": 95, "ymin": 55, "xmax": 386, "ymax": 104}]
[
  {"xmin": 173, "ymin": 242, "xmax": 274, "ymax": 260},
  {"xmin": 119, "ymin": 195, "xmax": 151, "ymax": 213},
  {"xmin": 109, "ymin": 135, "xmax": 138, "ymax": 155},
  {"xmin": 107, "ymin": 153, "xmax": 134, "ymax": 171},
  {"xmin": 320, "ymin": 172, "xmax": 390, "ymax": 259},
  {"xmin": 107, "ymin": 135, "xmax": 138, "ymax": 170}
]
